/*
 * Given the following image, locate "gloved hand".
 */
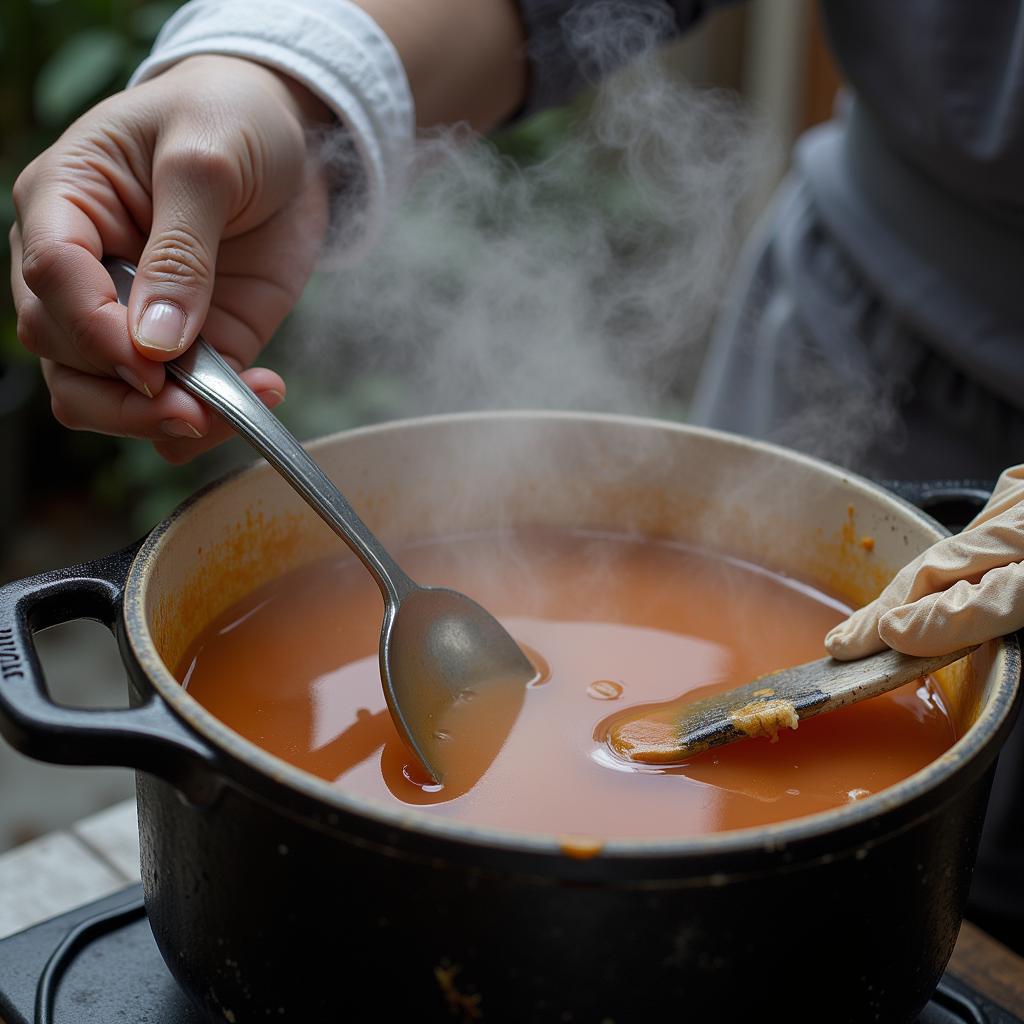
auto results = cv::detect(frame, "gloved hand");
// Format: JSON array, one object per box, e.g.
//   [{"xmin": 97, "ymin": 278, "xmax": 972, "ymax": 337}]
[{"xmin": 826, "ymin": 465, "xmax": 1024, "ymax": 659}]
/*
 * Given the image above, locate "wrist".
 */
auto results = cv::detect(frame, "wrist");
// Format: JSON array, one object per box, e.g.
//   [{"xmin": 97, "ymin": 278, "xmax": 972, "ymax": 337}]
[
  {"xmin": 258, "ymin": 63, "xmax": 335, "ymax": 132},
  {"xmin": 162, "ymin": 54, "xmax": 333, "ymax": 131},
  {"xmin": 129, "ymin": 0, "xmax": 414, "ymax": 256}
]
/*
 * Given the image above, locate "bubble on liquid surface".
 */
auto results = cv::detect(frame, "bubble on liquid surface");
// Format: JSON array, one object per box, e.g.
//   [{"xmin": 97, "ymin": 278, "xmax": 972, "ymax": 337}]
[{"xmin": 587, "ymin": 679, "xmax": 624, "ymax": 700}]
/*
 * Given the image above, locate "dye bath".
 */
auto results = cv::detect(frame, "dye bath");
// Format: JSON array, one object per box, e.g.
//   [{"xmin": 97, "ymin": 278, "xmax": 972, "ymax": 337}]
[{"xmin": 179, "ymin": 528, "xmax": 955, "ymax": 837}]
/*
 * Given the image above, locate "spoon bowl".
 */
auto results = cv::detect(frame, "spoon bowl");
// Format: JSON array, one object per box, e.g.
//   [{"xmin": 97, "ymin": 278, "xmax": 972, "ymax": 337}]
[
  {"xmin": 105, "ymin": 258, "xmax": 535, "ymax": 783},
  {"xmin": 386, "ymin": 586, "xmax": 533, "ymax": 788}
]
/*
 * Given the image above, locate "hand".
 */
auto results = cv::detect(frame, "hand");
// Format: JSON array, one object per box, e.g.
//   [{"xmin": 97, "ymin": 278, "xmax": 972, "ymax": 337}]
[
  {"xmin": 826, "ymin": 466, "xmax": 1024, "ymax": 658},
  {"xmin": 10, "ymin": 54, "xmax": 331, "ymax": 463}
]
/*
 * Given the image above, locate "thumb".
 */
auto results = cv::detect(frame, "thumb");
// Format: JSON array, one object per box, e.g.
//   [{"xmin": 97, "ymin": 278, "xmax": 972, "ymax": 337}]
[{"xmin": 129, "ymin": 149, "xmax": 235, "ymax": 359}]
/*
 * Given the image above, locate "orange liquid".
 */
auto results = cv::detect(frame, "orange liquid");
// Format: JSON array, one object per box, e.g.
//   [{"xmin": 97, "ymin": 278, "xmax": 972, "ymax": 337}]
[{"xmin": 179, "ymin": 528, "xmax": 956, "ymax": 837}]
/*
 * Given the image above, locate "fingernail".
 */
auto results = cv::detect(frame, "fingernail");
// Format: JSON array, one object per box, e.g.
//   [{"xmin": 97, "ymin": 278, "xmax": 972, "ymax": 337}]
[
  {"xmin": 115, "ymin": 365, "xmax": 153, "ymax": 398},
  {"xmin": 262, "ymin": 389, "xmax": 285, "ymax": 408},
  {"xmin": 161, "ymin": 418, "xmax": 203, "ymax": 439},
  {"xmin": 136, "ymin": 300, "xmax": 187, "ymax": 352}
]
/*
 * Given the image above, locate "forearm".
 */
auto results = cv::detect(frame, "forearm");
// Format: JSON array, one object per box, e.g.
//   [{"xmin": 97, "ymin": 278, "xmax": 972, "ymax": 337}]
[{"xmin": 354, "ymin": 0, "xmax": 527, "ymax": 130}]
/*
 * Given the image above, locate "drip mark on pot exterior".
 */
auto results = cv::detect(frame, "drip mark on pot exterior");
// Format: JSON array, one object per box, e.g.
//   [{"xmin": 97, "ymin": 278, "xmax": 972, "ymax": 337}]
[{"xmin": 559, "ymin": 835, "xmax": 604, "ymax": 860}]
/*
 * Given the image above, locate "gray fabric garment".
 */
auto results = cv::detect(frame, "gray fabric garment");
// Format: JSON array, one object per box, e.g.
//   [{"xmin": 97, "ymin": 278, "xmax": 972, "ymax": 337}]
[
  {"xmin": 690, "ymin": 173, "xmax": 1024, "ymax": 481},
  {"xmin": 795, "ymin": 102, "xmax": 1024, "ymax": 411},
  {"xmin": 514, "ymin": 1, "xmax": 1024, "ymax": 403},
  {"xmin": 818, "ymin": 2, "xmax": 1024, "ymax": 213}
]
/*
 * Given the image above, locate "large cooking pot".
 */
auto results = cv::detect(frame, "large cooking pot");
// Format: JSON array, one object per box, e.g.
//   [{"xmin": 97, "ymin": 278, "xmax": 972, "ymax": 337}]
[{"xmin": 0, "ymin": 413, "xmax": 1018, "ymax": 1023}]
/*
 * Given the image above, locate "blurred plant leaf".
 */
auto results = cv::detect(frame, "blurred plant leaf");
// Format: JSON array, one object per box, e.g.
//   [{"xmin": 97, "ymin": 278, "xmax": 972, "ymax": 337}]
[
  {"xmin": 34, "ymin": 29, "xmax": 127, "ymax": 127},
  {"xmin": 132, "ymin": 483, "xmax": 195, "ymax": 532},
  {"xmin": 131, "ymin": 3, "xmax": 179, "ymax": 42},
  {"xmin": 492, "ymin": 107, "xmax": 577, "ymax": 164}
]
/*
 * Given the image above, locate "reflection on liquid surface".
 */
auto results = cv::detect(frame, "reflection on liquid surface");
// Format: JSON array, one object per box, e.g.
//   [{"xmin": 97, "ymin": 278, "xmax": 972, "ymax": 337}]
[{"xmin": 180, "ymin": 528, "xmax": 955, "ymax": 837}]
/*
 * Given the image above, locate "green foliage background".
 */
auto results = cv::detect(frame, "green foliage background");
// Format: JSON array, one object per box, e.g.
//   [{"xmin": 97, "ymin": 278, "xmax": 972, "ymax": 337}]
[{"xmin": 0, "ymin": 1, "xmax": 193, "ymax": 531}]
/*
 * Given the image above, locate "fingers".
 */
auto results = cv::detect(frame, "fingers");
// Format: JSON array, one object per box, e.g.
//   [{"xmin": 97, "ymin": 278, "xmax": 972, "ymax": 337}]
[
  {"xmin": 10, "ymin": 219, "xmax": 165, "ymax": 398},
  {"xmin": 824, "ymin": 602, "xmax": 889, "ymax": 661},
  {"xmin": 155, "ymin": 379, "xmax": 286, "ymax": 463},
  {"xmin": 199, "ymin": 275, "xmax": 293, "ymax": 371},
  {"xmin": 823, "ymin": 554, "xmax": 925, "ymax": 660},
  {"xmin": 127, "ymin": 141, "xmax": 238, "ymax": 360},
  {"xmin": 878, "ymin": 563, "xmax": 1024, "ymax": 656},
  {"xmin": 42, "ymin": 359, "xmax": 285, "ymax": 456},
  {"xmin": 889, "ymin": 508, "xmax": 1024, "ymax": 605},
  {"xmin": 826, "ymin": 505, "xmax": 1024, "ymax": 660}
]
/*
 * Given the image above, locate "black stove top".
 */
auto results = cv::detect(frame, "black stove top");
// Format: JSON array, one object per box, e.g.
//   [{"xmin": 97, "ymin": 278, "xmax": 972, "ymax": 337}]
[{"xmin": 0, "ymin": 885, "xmax": 1019, "ymax": 1024}]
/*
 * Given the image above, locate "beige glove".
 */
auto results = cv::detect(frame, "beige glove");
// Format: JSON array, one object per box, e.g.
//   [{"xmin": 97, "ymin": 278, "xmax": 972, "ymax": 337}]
[{"xmin": 826, "ymin": 465, "xmax": 1024, "ymax": 659}]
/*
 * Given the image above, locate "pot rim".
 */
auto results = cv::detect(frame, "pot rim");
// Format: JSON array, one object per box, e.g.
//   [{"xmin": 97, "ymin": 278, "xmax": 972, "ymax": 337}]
[{"xmin": 123, "ymin": 410, "xmax": 1021, "ymax": 860}]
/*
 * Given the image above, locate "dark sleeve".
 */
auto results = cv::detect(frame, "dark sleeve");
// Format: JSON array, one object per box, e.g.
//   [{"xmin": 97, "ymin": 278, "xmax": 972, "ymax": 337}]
[{"xmin": 514, "ymin": 1, "xmax": 739, "ymax": 117}]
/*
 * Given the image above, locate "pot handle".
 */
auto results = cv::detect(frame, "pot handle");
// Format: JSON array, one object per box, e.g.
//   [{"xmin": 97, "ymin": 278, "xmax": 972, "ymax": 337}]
[
  {"xmin": 881, "ymin": 479, "xmax": 995, "ymax": 533},
  {"xmin": 0, "ymin": 542, "xmax": 216, "ymax": 798}
]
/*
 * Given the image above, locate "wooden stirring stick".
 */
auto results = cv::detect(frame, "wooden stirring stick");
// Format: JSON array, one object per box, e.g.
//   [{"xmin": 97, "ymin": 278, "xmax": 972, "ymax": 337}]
[{"xmin": 608, "ymin": 646, "xmax": 977, "ymax": 763}]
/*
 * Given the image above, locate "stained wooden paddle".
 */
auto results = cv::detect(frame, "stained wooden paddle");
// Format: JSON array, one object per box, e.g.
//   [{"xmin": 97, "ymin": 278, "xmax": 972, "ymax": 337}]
[{"xmin": 608, "ymin": 646, "xmax": 976, "ymax": 763}]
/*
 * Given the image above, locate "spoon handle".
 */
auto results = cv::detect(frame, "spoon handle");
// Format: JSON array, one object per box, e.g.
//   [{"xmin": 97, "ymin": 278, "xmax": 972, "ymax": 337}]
[{"xmin": 104, "ymin": 258, "xmax": 413, "ymax": 602}]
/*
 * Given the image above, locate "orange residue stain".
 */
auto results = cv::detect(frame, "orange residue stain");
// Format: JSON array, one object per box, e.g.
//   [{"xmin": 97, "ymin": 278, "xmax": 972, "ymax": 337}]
[
  {"xmin": 841, "ymin": 505, "xmax": 857, "ymax": 546},
  {"xmin": 558, "ymin": 835, "xmax": 605, "ymax": 860},
  {"xmin": 150, "ymin": 507, "xmax": 310, "ymax": 672},
  {"xmin": 932, "ymin": 655, "xmax": 979, "ymax": 737},
  {"xmin": 800, "ymin": 502, "xmax": 892, "ymax": 608},
  {"xmin": 434, "ymin": 963, "xmax": 482, "ymax": 1021}
]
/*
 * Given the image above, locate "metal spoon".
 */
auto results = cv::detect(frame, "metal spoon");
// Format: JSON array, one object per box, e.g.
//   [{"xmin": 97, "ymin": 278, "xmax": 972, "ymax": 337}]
[
  {"xmin": 607, "ymin": 645, "xmax": 976, "ymax": 763},
  {"xmin": 104, "ymin": 258, "xmax": 534, "ymax": 785}
]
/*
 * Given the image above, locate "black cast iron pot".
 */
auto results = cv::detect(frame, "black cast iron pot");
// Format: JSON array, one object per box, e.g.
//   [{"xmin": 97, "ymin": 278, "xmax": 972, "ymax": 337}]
[{"xmin": 0, "ymin": 413, "xmax": 1019, "ymax": 1023}]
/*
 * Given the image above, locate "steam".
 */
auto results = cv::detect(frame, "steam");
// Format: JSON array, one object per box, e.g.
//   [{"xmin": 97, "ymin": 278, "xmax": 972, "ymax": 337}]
[
  {"xmin": 286, "ymin": 4, "xmax": 776, "ymax": 425},
  {"xmin": 752, "ymin": 337, "xmax": 908, "ymax": 474},
  {"xmin": 253, "ymin": 5, "xmax": 904, "ymax": 658}
]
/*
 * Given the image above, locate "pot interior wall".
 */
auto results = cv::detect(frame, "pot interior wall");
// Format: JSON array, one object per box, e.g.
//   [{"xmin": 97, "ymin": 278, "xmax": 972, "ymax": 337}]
[{"xmin": 139, "ymin": 415, "xmax": 990, "ymax": 735}]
